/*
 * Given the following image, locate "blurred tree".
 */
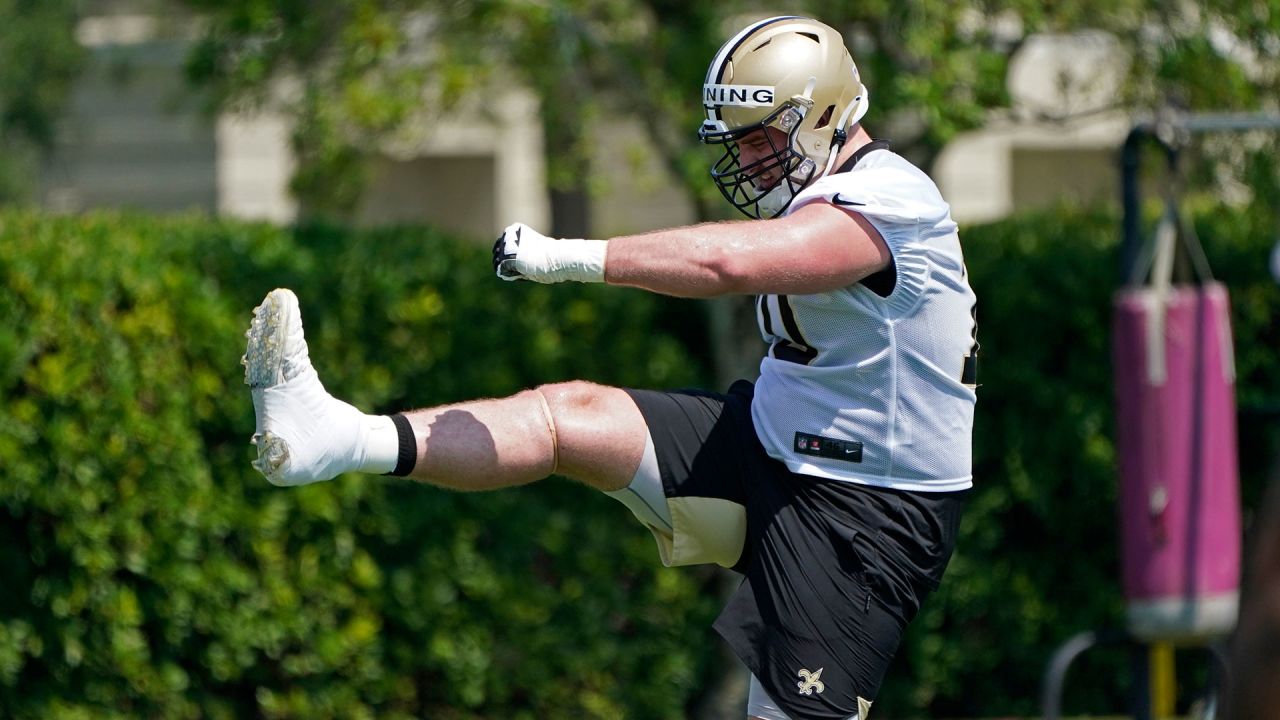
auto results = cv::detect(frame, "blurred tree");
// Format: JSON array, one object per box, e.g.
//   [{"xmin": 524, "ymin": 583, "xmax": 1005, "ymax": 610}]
[
  {"xmin": 809, "ymin": 0, "xmax": 1280, "ymax": 168},
  {"xmin": 0, "ymin": 0, "xmax": 84, "ymax": 203},
  {"xmin": 179, "ymin": 0, "xmax": 1279, "ymax": 222},
  {"xmin": 180, "ymin": 0, "xmax": 732, "ymax": 229}
]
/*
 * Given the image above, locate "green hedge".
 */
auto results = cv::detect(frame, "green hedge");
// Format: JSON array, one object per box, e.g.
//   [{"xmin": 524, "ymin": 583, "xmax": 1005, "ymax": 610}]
[
  {"xmin": 1, "ymin": 206, "xmax": 1278, "ymax": 718},
  {"xmin": 0, "ymin": 213, "xmax": 719, "ymax": 719}
]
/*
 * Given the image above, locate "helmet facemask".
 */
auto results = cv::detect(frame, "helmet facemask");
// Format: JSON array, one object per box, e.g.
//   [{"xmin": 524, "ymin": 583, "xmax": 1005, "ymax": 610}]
[
  {"xmin": 697, "ymin": 16, "xmax": 870, "ymax": 220},
  {"xmin": 701, "ymin": 103, "xmax": 817, "ymax": 220}
]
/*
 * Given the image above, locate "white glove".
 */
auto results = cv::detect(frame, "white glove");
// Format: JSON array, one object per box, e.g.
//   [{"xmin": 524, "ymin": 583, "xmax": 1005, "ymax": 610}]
[{"xmin": 492, "ymin": 222, "xmax": 607, "ymax": 283}]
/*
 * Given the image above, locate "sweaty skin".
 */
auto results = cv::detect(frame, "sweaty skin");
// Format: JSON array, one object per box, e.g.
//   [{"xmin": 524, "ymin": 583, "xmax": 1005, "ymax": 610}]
[
  {"xmin": 604, "ymin": 125, "xmax": 890, "ymax": 299},
  {"xmin": 399, "ymin": 383, "xmax": 647, "ymax": 494},
  {"xmin": 396, "ymin": 126, "xmax": 890, "ymax": 505}
]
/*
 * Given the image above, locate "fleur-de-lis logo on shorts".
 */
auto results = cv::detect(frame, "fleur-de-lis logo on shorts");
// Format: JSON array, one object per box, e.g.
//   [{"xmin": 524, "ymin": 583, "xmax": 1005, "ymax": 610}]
[{"xmin": 797, "ymin": 667, "xmax": 825, "ymax": 695}]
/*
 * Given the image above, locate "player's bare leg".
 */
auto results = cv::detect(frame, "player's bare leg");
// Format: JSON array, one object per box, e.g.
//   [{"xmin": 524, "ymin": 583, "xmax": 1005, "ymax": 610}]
[
  {"xmin": 243, "ymin": 288, "xmax": 646, "ymax": 492},
  {"xmin": 396, "ymin": 382, "xmax": 646, "ymax": 492}
]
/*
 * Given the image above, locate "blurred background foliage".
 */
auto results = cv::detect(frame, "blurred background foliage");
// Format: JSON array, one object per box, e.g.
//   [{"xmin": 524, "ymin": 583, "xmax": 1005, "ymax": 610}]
[
  {"xmin": 2, "ymin": 1, "xmax": 1277, "ymax": 221},
  {"xmin": 0, "ymin": 213, "xmax": 718, "ymax": 719},
  {"xmin": 0, "ymin": 0, "xmax": 83, "ymax": 203},
  {"xmin": 175, "ymin": 0, "xmax": 1280, "ymax": 225},
  {"xmin": 1, "ymin": 204, "xmax": 1278, "ymax": 718}
]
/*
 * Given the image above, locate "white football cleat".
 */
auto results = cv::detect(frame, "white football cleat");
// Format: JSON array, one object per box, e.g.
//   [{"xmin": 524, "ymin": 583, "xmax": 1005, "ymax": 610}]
[{"xmin": 242, "ymin": 288, "xmax": 367, "ymax": 486}]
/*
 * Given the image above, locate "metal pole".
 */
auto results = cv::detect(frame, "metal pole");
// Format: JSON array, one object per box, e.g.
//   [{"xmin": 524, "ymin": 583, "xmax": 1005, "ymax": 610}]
[
  {"xmin": 1130, "ymin": 642, "xmax": 1153, "ymax": 720},
  {"xmin": 1179, "ymin": 113, "xmax": 1280, "ymax": 133},
  {"xmin": 1042, "ymin": 629, "xmax": 1133, "ymax": 720},
  {"xmin": 1120, "ymin": 124, "xmax": 1150, "ymax": 285},
  {"xmin": 1118, "ymin": 112, "xmax": 1280, "ymax": 284}
]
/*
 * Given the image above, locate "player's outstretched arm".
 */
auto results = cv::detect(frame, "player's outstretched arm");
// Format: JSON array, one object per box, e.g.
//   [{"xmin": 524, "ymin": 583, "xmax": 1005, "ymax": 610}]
[{"xmin": 492, "ymin": 201, "xmax": 890, "ymax": 299}]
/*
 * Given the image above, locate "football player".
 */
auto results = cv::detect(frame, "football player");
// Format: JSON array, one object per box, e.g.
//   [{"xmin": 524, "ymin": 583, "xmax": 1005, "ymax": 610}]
[{"xmin": 244, "ymin": 16, "xmax": 978, "ymax": 720}]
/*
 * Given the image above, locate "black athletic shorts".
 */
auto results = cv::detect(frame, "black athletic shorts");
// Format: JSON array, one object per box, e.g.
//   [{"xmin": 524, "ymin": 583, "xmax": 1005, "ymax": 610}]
[{"xmin": 623, "ymin": 380, "xmax": 968, "ymax": 720}]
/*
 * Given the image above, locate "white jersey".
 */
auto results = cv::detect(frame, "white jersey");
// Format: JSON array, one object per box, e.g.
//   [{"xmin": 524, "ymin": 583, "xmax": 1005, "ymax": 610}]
[{"xmin": 750, "ymin": 143, "xmax": 977, "ymax": 492}]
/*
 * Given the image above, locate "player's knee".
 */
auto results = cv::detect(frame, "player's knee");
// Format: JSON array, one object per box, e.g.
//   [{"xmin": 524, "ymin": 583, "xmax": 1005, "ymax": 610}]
[
  {"xmin": 533, "ymin": 381, "xmax": 646, "ymax": 490},
  {"xmin": 535, "ymin": 380, "xmax": 640, "ymax": 460},
  {"xmin": 536, "ymin": 380, "xmax": 609, "ymax": 426}
]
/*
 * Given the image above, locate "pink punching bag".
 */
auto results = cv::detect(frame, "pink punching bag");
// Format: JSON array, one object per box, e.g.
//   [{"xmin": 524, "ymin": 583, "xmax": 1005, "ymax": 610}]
[{"xmin": 1111, "ymin": 207, "xmax": 1241, "ymax": 641}]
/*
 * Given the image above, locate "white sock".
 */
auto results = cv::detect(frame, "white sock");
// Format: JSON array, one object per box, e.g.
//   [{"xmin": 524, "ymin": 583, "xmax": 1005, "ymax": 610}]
[{"xmin": 357, "ymin": 414, "xmax": 401, "ymax": 475}]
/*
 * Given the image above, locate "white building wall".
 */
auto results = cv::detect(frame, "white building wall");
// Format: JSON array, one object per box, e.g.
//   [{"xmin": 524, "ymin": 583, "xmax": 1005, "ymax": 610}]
[
  {"xmin": 44, "ymin": 25, "xmax": 217, "ymax": 214},
  {"xmin": 934, "ymin": 31, "xmax": 1131, "ymax": 224},
  {"xmin": 216, "ymin": 113, "xmax": 297, "ymax": 223},
  {"xmin": 935, "ymin": 113, "xmax": 1131, "ymax": 224},
  {"xmin": 491, "ymin": 90, "xmax": 551, "ymax": 235},
  {"xmin": 53, "ymin": 13, "xmax": 551, "ymax": 239},
  {"xmin": 216, "ymin": 86, "xmax": 549, "ymax": 235},
  {"xmin": 589, "ymin": 119, "xmax": 698, "ymax": 237},
  {"xmin": 355, "ymin": 87, "xmax": 550, "ymax": 237}
]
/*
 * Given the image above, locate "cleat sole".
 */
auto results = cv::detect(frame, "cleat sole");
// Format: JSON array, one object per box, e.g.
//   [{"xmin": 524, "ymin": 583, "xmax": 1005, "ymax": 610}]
[
  {"xmin": 243, "ymin": 288, "xmax": 297, "ymax": 389},
  {"xmin": 255, "ymin": 432, "xmax": 290, "ymax": 481},
  {"xmin": 244, "ymin": 288, "xmax": 300, "ymax": 482}
]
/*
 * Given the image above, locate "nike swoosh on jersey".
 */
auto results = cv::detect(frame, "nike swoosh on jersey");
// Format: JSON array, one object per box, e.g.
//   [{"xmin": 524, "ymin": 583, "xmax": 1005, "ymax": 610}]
[{"xmin": 832, "ymin": 194, "xmax": 865, "ymax": 207}]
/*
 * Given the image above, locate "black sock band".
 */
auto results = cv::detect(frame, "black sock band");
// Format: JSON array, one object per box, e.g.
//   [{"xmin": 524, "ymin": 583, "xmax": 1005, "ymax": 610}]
[{"xmin": 387, "ymin": 414, "xmax": 417, "ymax": 477}]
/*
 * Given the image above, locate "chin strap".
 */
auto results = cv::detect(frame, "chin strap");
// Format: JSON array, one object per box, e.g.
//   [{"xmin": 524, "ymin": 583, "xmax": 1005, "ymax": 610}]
[
  {"xmin": 819, "ymin": 127, "xmax": 849, "ymax": 178},
  {"xmin": 818, "ymin": 83, "xmax": 871, "ymax": 178}
]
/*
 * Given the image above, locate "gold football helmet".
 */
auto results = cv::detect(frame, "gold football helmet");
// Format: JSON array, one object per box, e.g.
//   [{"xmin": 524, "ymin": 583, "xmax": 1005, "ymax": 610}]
[{"xmin": 699, "ymin": 16, "xmax": 869, "ymax": 219}]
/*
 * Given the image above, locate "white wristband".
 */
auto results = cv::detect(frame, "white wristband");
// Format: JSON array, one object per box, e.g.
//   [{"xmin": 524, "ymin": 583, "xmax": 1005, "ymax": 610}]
[
  {"xmin": 494, "ymin": 223, "xmax": 609, "ymax": 284},
  {"xmin": 547, "ymin": 238, "xmax": 608, "ymax": 283}
]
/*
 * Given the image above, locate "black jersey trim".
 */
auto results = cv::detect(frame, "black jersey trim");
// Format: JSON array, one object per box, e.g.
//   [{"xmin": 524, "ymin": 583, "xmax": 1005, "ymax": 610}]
[
  {"xmin": 776, "ymin": 295, "xmax": 806, "ymax": 345},
  {"xmin": 757, "ymin": 294, "xmax": 775, "ymax": 337},
  {"xmin": 962, "ymin": 354, "xmax": 978, "ymax": 386},
  {"xmin": 772, "ymin": 341, "xmax": 818, "ymax": 364},
  {"xmin": 776, "ymin": 295, "xmax": 816, "ymax": 365},
  {"xmin": 835, "ymin": 139, "xmax": 891, "ymax": 174}
]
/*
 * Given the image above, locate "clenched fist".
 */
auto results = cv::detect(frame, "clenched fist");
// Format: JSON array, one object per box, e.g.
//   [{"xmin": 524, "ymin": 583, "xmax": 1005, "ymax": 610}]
[{"xmin": 492, "ymin": 223, "xmax": 607, "ymax": 284}]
